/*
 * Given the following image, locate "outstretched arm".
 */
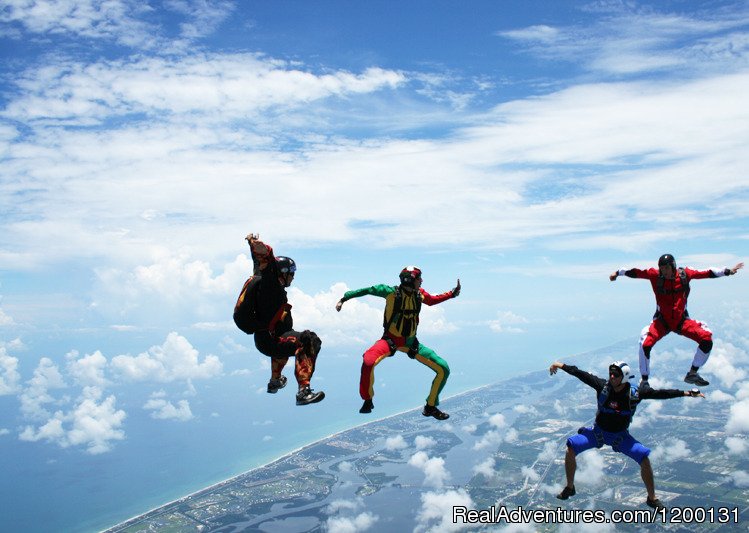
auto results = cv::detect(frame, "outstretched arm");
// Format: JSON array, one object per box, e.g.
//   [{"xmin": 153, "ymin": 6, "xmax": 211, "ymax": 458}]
[
  {"xmin": 336, "ymin": 284, "xmax": 394, "ymax": 311},
  {"xmin": 640, "ymin": 387, "xmax": 705, "ymax": 400},
  {"xmin": 421, "ymin": 279, "xmax": 461, "ymax": 305},
  {"xmin": 245, "ymin": 233, "xmax": 276, "ymax": 274},
  {"xmin": 549, "ymin": 361, "xmax": 606, "ymax": 392},
  {"xmin": 684, "ymin": 262, "xmax": 745, "ymax": 280},
  {"xmin": 610, "ymin": 268, "xmax": 654, "ymax": 281}
]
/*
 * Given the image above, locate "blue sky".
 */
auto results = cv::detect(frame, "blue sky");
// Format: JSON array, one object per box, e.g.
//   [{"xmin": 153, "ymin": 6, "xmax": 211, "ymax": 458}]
[{"xmin": 1, "ymin": 1, "xmax": 749, "ymax": 530}]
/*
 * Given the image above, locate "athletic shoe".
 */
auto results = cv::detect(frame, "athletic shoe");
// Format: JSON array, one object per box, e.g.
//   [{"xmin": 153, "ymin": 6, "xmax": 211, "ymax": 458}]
[
  {"xmin": 638, "ymin": 379, "xmax": 651, "ymax": 392},
  {"xmin": 296, "ymin": 386, "xmax": 325, "ymax": 405},
  {"xmin": 422, "ymin": 404, "xmax": 449, "ymax": 420},
  {"xmin": 267, "ymin": 375, "xmax": 287, "ymax": 394},
  {"xmin": 359, "ymin": 399, "xmax": 374, "ymax": 414},
  {"xmin": 556, "ymin": 485, "xmax": 576, "ymax": 500},
  {"xmin": 646, "ymin": 497, "xmax": 665, "ymax": 510},
  {"xmin": 684, "ymin": 371, "xmax": 709, "ymax": 386}
]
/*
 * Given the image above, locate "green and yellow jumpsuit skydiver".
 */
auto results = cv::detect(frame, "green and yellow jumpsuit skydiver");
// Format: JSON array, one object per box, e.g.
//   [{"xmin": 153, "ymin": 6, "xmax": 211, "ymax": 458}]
[{"xmin": 340, "ymin": 279, "xmax": 457, "ymax": 408}]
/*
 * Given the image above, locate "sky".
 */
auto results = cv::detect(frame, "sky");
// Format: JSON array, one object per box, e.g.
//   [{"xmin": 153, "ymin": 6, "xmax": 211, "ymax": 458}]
[{"xmin": 1, "ymin": 0, "xmax": 748, "ymax": 531}]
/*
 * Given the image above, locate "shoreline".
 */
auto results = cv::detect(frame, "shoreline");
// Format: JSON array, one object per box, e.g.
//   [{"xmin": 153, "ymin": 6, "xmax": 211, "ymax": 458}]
[
  {"xmin": 102, "ymin": 379, "xmax": 500, "ymax": 532},
  {"xmin": 102, "ymin": 342, "xmax": 617, "ymax": 532}
]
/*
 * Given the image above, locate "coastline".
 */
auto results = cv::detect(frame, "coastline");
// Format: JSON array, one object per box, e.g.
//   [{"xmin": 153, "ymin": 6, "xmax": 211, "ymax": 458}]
[{"xmin": 102, "ymin": 379, "xmax": 500, "ymax": 532}]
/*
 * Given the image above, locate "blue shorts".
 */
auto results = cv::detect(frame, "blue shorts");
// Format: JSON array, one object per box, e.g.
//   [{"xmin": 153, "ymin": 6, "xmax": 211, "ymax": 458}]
[{"xmin": 567, "ymin": 426, "xmax": 650, "ymax": 464}]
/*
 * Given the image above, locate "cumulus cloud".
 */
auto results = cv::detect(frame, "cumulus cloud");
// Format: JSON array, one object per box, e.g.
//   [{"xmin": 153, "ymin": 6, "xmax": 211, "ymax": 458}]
[
  {"xmin": 20, "ymin": 357, "xmax": 67, "ymax": 420},
  {"xmin": 143, "ymin": 395, "xmax": 194, "ymax": 421},
  {"xmin": 474, "ymin": 413, "xmax": 518, "ymax": 450},
  {"xmin": 706, "ymin": 343, "xmax": 748, "ymax": 389},
  {"xmin": 574, "ymin": 451, "xmax": 607, "ymax": 489},
  {"xmin": 415, "ymin": 488, "xmax": 473, "ymax": 533},
  {"xmin": 725, "ymin": 436, "xmax": 747, "ymax": 455},
  {"xmin": 0, "ymin": 306, "xmax": 15, "ymax": 326},
  {"xmin": 472, "ymin": 457, "xmax": 495, "ymax": 478},
  {"xmin": 66, "ymin": 350, "xmax": 110, "ymax": 388},
  {"xmin": 0, "ymin": 346, "xmax": 21, "ymax": 395},
  {"xmin": 19, "ymin": 386, "xmax": 126, "ymax": 454},
  {"xmin": 384, "ymin": 434, "xmax": 408, "ymax": 451},
  {"xmin": 415, "ymin": 435, "xmax": 437, "ymax": 450},
  {"xmin": 111, "ymin": 332, "xmax": 222, "ymax": 382},
  {"xmin": 408, "ymin": 451, "xmax": 450, "ymax": 488},
  {"xmin": 725, "ymin": 397, "xmax": 749, "ymax": 434},
  {"xmin": 728, "ymin": 470, "xmax": 749, "ymax": 488},
  {"xmin": 325, "ymin": 512, "xmax": 378, "ymax": 533},
  {"xmin": 488, "ymin": 310, "xmax": 529, "ymax": 334},
  {"xmin": 650, "ymin": 438, "xmax": 691, "ymax": 463}
]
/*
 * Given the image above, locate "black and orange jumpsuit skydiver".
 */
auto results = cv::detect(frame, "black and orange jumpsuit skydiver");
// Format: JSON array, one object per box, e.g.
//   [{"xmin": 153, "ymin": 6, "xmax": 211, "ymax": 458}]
[
  {"xmin": 339, "ymin": 284, "xmax": 456, "ymax": 407},
  {"xmin": 247, "ymin": 238, "xmax": 320, "ymax": 388},
  {"xmin": 615, "ymin": 265, "xmax": 734, "ymax": 378}
]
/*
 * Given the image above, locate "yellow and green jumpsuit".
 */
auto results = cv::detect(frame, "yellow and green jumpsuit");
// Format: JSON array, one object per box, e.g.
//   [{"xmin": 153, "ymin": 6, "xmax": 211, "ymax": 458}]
[{"xmin": 339, "ymin": 284, "xmax": 456, "ymax": 407}]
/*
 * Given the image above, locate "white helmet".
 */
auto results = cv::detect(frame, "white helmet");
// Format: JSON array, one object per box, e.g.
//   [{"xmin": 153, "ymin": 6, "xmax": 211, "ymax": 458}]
[{"xmin": 609, "ymin": 361, "xmax": 633, "ymax": 381}]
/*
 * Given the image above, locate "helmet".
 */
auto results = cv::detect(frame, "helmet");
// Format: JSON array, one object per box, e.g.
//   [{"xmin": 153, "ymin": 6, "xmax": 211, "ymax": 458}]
[
  {"xmin": 399, "ymin": 266, "xmax": 422, "ymax": 287},
  {"xmin": 658, "ymin": 254, "xmax": 676, "ymax": 269},
  {"xmin": 609, "ymin": 361, "xmax": 633, "ymax": 382},
  {"xmin": 275, "ymin": 256, "xmax": 296, "ymax": 274}
]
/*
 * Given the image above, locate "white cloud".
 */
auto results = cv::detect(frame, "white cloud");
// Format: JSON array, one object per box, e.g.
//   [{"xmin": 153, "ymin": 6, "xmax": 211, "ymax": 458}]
[
  {"xmin": 0, "ymin": 0, "xmax": 159, "ymax": 48},
  {"xmin": 725, "ymin": 397, "xmax": 749, "ymax": 434},
  {"xmin": 384, "ymin": 434, "xmax": 407, "ymax": 451},
  {"xmin": 725, "ymin": 436, "xmax": 748, "ymax": 455},
  {"xmin": 473, "ymin": 413, "xmax": 517, "ymax": 450},
  {"xmin": 488, "ymin": 311, "xmax": 529, "ymax": 334},
  {"xmin": 728, "ymin": 470, "xmax": 749, "ymax": 488},
  {"xmin": 709, "ymin": 389, "xmax": 735, "ymax": 403},
  {"xmin": 325, "ymin": 512, "xmax": 378, "ymax": 533},
  {"xmin": 111, "ymin": 332, "xmax": 222, "ymax": 382},
  {"xmin": 650, "ymin": 438, "xmax": 691, "ymax": 463},
  {"xmin": 415, "ymin": 435, "xmax": 436, "ymax": 450},
  {"xmin": 472, "ymin": 457, "xmax": 495, "ymax": 478},
  {"xmin": 408, "ymin": 451, "xmax": 450, "ymax": 488},
  {"xmin": 0, "ymin": 346, "xmax": 21, "ymax": 395},
  {"xmin": 521, "ymin": 465, "xmax": 541, "ymax": 483},
  {"xmin": 706, "ymin": 343, "xmax": 748, "ymax": 388},
  {"xmin": 19, "ymin": 386, "xmax": 126, "ymax": 454},
  {"xmin": 20, "ymin": 357, "xmax": 67, "ymax": 420},
  {"xmin": 414, "ymin": 488, "xmax": 474, "ymax": 533},
  {"xmin": 537, "ymin": 440, "xmax": 559, "ymax": 463},
  {"xmin": 488, "ymin": 413, "xmax": 507, "ymax": 428},
  {"xmin": 143, "ymin": 395, "xmax": 193, "ymax": 421},
  {"xmin": 574, "ymin": 451, "xmax": 607, "ymax": 489},
  {"xmin": 0, "ymin": 307, "xmax": 15, "ymax": 326},
  {"xmin": 66, "ymin": 350, "xmax": 110, "ymax": 388}
]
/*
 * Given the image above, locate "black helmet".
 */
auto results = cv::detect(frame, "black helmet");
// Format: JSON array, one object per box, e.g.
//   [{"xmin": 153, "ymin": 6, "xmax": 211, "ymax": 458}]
[
  {"xmin": 399, "ymin": 266, "xmax": 422, "ymax": 287},
  {"xmin": 275, "ymin": 256, "xmax": 296, "ymax": 274},
  {"xmin": 658, "ymin": 253, "xmax": 676, "ymax": 269}
]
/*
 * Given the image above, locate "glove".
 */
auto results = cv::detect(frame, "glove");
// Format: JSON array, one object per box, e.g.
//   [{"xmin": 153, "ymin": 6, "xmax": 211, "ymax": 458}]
[{"xmin": 452, "ymin": 278, "xmax": 461, "ymax": 298}]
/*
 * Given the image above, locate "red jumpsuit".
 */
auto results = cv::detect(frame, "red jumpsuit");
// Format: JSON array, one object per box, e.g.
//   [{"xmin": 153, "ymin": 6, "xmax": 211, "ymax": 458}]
[{"xmin": 618, "ymin": 266, "xmax": 728, "ymax": 377}]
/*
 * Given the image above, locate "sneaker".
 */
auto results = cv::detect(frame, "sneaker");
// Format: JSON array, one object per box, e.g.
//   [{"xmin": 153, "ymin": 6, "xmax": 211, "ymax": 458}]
[
  {"xmin": 638, "ymin": 379, "xmax": 651, "ymax": 392},
  {"xmin": 296, "ymin": 386, "xmax": 325, "ymax": 406},
  {"xmin": 422, "ymin": 404, "xmax": 449, "ymax": 420},
  {"xmin": 684, "ymin": 371, "xmax": 709, "ymax": 386},
  {"xmin": 359, "ymin": 399, "xmax": 374, "ymax": 414},
  {"xmin": 267, "ymin": 375, "xmax": 287, "ymax": 394},
  {"xmin": 556, "ymin": 485, "xmax": 576, "ymax": 500},
  {"xmin": 646, "ymin": 497, "xmax": 665, "ymax": 510}
]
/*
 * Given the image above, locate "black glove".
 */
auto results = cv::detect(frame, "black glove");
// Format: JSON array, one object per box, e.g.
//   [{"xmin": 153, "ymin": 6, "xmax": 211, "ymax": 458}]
[{"xmin": 452, "ymin": 279, "xmax": 461, "ymax": 298}]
